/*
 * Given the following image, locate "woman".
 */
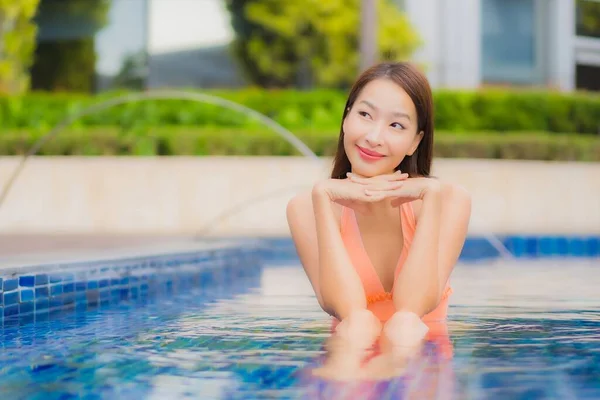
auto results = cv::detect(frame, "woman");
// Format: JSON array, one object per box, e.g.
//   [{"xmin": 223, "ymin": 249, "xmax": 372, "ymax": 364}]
[{"xmin": 287, "ymin": 62, "xmax": 471, "ymax": 381}]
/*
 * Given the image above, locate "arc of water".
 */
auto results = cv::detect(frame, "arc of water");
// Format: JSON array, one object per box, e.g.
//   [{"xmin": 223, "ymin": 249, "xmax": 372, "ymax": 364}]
[
  {"xmin": 0, "ymin": 90, "xmax": 318, "ymax": 210},
  {"xmin": 0, "ymin": 89, "xmax": 513, "ymax": 259}
]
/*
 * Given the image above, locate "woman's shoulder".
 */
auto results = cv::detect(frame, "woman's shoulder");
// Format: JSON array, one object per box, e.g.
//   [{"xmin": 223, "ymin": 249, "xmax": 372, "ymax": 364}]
[
  {"xmin": 412, "ymin": 179, "xmax": 471, "ymax": 222},
  {"xmin": 286, "ymin": 188, "xmax": 343, "ymax": 223}
]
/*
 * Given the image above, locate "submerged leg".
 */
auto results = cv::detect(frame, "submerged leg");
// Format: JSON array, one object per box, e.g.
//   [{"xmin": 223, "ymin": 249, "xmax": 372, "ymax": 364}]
[{"xmin": 313, "ymin": 309, "xmax": 382, "ymax": 381}]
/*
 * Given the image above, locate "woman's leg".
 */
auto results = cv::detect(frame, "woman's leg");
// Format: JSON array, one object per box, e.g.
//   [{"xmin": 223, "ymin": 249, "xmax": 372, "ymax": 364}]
[
  {"xmin": 382, "ymin": 311, "xmax": 429, "ymax": 359},
  {"xmin": 313, "ymin": 310, "xmax": 382, "ymax": 380}
]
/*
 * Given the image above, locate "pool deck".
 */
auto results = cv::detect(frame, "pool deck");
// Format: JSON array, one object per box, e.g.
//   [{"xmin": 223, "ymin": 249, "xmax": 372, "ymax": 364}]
[{"xmin": 0, "ymin": 234, "xmax": 245, "ymax": 272}]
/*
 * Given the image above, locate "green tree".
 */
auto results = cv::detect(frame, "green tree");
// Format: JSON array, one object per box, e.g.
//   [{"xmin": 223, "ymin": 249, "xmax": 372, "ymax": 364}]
[
  {"xmin": 30, "ymin": 0, "xmax": 110, "ymax": 92},
  {"xmin": 0, "ymin": 0, "xmax": 41, "ymax": 94},
  {"xmin": 226, "ymin": 0, "xmax": 420, "ymax": 88},
  {"xmin": 112, "ymin": 51, "xmax": 147, "ymax": 90},
  {"xmin": 577, "ymin": 0, "xmax": 600, "ymax": 37}
]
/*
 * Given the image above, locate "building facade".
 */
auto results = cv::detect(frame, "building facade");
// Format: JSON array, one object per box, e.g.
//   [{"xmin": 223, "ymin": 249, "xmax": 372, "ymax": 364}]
[
  {"xmin": 30, "ymin": 0, "xmax": 600, "ymax": 92},
  {"xmin": 404, "ymin": 0, "xmax": 600, "ymax": 91}
]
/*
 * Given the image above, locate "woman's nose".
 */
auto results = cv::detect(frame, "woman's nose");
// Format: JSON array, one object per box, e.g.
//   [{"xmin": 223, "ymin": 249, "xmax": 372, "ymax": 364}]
[{"xmin": 365, "ymin": 126, "xmax": 384, "ymax": 146}]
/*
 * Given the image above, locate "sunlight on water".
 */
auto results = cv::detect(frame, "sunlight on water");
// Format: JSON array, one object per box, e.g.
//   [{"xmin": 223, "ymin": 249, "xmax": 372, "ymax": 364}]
[{"xmin": 0, "ymin": 258, "xmax": 599, "ymax": 399}]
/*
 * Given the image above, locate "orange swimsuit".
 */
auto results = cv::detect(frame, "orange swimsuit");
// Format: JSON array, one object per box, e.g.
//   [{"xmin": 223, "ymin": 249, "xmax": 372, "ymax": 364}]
[
  {"xmin": 339, "ymin": 201, "xmax": 453, "ymax": 323},
  {"xmin": 332, "ymin": 202, "xmax": 455, "ymax": 360}
]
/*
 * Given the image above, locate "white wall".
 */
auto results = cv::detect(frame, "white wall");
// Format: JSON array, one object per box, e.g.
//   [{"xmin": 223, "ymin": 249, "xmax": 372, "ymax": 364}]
[
  {"xmin": 404, "ymin": 0, "xmax": 597, "ymax": 92},
  {"xmin": 547, "ymin": 0, "xmax": 576, "ymax": 91},
  {"xmin": 404, "ymin": 0, "xmax": 481, "ymax": 89},
  {"xmin": 0, "ymin": 157, "xmax": 598, "ymax": 237}
]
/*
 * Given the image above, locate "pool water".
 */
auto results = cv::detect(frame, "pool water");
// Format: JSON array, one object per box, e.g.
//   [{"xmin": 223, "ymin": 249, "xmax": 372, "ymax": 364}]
[{"xmin": 1, "ymin": 256, "xmax": 599, "ymax": 399}]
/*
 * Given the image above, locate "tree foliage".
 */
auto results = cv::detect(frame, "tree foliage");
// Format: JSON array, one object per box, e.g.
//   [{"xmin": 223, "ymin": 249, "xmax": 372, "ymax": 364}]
[
  {"xmin": 30, "ymin": 0, "xmax": 110, "ymax": 93},
  {"xmin": 226, "ymin": 0, "xmax": 420, "ymax": 88},
  {"xmin": 0, "ymin": 0, "xmax": 41, "ymax": 94},
  {"xmin": 577, "ymin": 0, "xmax": 600, "ymax": 37}
]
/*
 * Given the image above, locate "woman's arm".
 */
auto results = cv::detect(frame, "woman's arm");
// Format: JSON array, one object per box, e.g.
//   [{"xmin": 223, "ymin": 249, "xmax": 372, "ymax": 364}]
[
  {"xmin": 393, "ymin": 181, "xmax": 471, "ymax": 317},
  {"xmin": 287, "ymin": 182, "xmax": 367, "ymax": 320},
  {"xmin": 310, "ymin": 183, "xmax": 367, "ymax": 320},
  {"xmin": 287, "ymin": 178, "xmax": 395, "ymax": 320}
]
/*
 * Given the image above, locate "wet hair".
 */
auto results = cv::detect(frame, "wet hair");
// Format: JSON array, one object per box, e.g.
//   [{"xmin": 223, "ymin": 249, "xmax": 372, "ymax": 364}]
[{"xmin": 330, "ymin": 62, "xmax": 434, "ymax": 179}]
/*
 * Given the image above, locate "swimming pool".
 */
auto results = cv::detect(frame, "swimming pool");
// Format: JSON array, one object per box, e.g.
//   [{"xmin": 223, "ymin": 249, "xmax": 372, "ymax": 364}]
[{"xmin": 1, "ymin": 238, "xmax": 599, "ymax": 399}]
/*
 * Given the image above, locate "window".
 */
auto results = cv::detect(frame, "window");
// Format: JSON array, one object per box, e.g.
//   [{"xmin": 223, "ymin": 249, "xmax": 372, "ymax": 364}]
[
  {"xmin": 576, "ymin": 0, "xmax": 600, "ymax": 38},
  {"xmin": 576, "ymin": 64, "xmax": 600, "ymax": 91},
  {"xmin": 481, "ymin": 0, "xmax": 547, "ymax": 85}
]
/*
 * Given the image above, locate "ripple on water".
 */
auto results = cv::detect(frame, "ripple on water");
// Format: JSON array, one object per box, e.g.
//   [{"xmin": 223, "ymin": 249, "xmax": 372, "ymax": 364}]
[{"xmin": 0, "ymin": 262, "xmax": 599, "ymax": 399}]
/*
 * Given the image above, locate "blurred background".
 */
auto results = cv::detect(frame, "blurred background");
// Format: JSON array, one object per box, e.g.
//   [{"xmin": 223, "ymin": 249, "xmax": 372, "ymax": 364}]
[{"xmin": 0, "ymin": 0, "xmax": 599, "ymax": 253}]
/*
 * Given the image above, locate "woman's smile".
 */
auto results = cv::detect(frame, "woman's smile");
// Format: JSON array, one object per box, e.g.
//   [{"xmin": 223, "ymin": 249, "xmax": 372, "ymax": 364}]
[{"xmin": 357, "ymin": 145, "xmax": 385, "ymax": 162}]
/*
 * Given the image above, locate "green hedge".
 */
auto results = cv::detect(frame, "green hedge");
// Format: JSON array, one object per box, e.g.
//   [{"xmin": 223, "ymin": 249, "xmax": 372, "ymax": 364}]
[
  {"xmin": 2, "ymin": 127, "xmax": 599, "ymax": 161},
  {"xmin": 0, "ymin": 89, "xmax": 598, "ymax": 134}
]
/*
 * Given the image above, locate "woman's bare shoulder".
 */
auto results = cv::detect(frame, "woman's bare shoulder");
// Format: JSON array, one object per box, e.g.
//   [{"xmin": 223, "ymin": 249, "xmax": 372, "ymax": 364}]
[
  {"xmin": 286, "ymin": 189, "xmax": 342, "ymax": 223},
  {"xmin": 412, "ymin": 179, "xmax": 471, "ymax": 221}
]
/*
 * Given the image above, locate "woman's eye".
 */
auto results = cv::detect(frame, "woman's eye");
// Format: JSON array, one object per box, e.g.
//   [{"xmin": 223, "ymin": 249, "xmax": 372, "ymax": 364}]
[
  {"xmin": 391, "ymin": 122, "xmax": 404, "ymax": 129},
  {"xmin": 358, "ymin": 111, "xmax": 371, "ymax": 119}
]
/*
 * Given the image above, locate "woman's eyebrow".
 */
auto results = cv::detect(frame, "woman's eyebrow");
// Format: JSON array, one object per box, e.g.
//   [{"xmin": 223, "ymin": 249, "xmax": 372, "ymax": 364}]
[{"xmin": 358, "ymin": 100, "xmax": 411, "ymax": 120}]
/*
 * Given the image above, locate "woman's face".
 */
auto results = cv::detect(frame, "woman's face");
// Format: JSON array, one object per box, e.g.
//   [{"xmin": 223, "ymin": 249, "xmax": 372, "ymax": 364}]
[{"xmin": 342, "ymin": 78, "xmax": 423, "ymax": 177}]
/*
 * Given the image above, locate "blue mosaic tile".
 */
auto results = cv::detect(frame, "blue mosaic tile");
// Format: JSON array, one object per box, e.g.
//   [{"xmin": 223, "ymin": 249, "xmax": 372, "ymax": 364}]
[
  {"xmin": 4, "ymin": 304, "xmax": 18, "ymax": 317},
  {"xmin": 556, "ymin": 237, "xmax": 569, "ymax": 256},
  {"xmin": 35, "ymin": 274, "xmax": 48, "ymax": 286},
  {"xmin": 99, "ymin": 279, "xmax": 109, "ymax": 288},
  {"xmin": 64, "ymin": 293, "xmax": 75, "ymax": 307},
  {"xmin": 3, "ymin": 279, "xmax": 18, "ymax": 292},
  {"xmin": 525, "ymin": 237, "xmax": 538, "ymax": 257},
  {"xmin": 19, "ymin": 275, "xmax": 35, "ymax": 287},
  {"xmin": 587, "ymin": 237, "xmax": 599, "ymax": 257},
  {"xmin": 569, "ymin": 238, "xmax": 586, "ymax": 257},
  {"xmin": 75, "ymin": 282, "xmax": 87, "ymax": 292},
  {"xmin": 88, "ymin": 280, "xmax": 98, "ymax": 289},
  {"xmin": 539, "ymin": 237, "xmax": 555, "ymax": 256},
  {"xmin": 20, "ymin": 289, "xmax": 34, "ymax": 302},
  {"xmin": 35, "ymin": 287, "xmax": 49, "ymax": 298},
  {"xmin": 4, "ymin": 291, "xmax": 19, "ymax": 306},
  {"xmin": 49, "ymin": 274, "xmax": 62, "ymax": 284},
  {"xmin": 50, "ymin": 285, "xmax": 63, "ymax": 296},
  {"xmin": 35, "ymin": 299, "xmax": 49, "ymax": 311},
  {"xmin": 20, "ymin": 301, "xmax": 34, "ymax": 315},
  {"xmin": 49, "ymin": 297, "xmax": 64, "ymax": 309},
  {"xmin": 75, "ymin": 292, "xmax": 86, "ymax": 304}
]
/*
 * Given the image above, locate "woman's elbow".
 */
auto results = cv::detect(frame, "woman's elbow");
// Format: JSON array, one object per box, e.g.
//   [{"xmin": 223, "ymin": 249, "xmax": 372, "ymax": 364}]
[{"xmin": 424, "ymin": 283, "xmax": 442, "ymax": 314}]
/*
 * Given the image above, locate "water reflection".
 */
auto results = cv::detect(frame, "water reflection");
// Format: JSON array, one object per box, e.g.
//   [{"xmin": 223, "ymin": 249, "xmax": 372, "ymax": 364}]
[
  {"xmin": 300, "ymin": 317, "xmax": 455, "ymax": 400},
  {"xmin": 0, "ymin": 260, "xmax": 598, "ymax": 399}
]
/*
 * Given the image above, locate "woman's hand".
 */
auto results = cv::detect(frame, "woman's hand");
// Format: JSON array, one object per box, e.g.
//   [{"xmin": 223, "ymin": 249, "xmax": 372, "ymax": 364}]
[
  {"xmin": 312, "ymin": 171, "xmax": 409, "ymax": 215},
  {"xmin": 347, "ymin": 174, "xmax": 441, "ymax": 207}
]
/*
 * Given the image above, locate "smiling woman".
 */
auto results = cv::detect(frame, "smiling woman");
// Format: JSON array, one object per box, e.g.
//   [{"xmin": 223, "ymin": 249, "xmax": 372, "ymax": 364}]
[{"xmin": 286, "ymin": 62, "xmax": 472, "ymax": 380}]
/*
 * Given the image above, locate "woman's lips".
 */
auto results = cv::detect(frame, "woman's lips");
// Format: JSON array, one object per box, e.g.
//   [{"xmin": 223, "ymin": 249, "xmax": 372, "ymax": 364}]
[{"xmin": 357, "ymin": 145, "xmax": 385, "ymax": 162}]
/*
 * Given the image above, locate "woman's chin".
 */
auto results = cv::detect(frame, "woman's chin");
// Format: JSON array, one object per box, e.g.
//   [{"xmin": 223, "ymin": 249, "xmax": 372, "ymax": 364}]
[{"xmin": 350, "ymin": 164, "xmax": 395, "ymax": 178}]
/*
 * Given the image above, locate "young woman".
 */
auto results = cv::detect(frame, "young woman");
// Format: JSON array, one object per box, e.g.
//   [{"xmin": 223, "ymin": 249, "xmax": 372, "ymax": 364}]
[{"xmin": 287, "ymin": 62, "xmax": 471, "ymax": 380}]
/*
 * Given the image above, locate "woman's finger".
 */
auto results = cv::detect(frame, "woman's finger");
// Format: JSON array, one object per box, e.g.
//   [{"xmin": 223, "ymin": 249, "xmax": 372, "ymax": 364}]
[
  {"xmin": 347, "ymin": 171, "xmax": 408, "ymax": 184},
  {"xmin": 364, "ymin": 181, "xmax": 404, "ymax": 192},
  {"xmin": 362, "ymin": 190, "xmax": 387, "ymax": 202}
]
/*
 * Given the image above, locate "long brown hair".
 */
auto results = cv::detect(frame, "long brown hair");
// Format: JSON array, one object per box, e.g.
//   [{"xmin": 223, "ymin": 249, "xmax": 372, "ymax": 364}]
[{"xmin": 330, "ymin": 62, "xmax": 434, "ymax": 179}]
